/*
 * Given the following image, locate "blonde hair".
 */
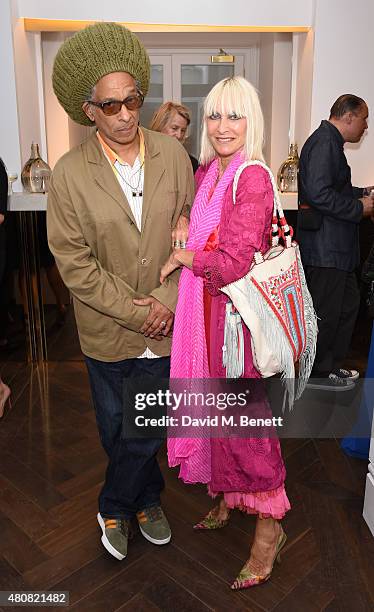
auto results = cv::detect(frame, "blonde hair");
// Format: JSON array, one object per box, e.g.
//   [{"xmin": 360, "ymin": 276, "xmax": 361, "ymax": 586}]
[
  {"xmin": 199, "ymin": 76, "xmax": 265, "ymax": 165},
  {"xmin": 149, "ymin": 101, "xmax": 191, "ymax": 133}
]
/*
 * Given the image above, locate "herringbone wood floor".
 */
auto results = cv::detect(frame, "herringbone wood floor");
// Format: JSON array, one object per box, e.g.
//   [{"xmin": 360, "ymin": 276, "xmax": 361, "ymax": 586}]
[
  {"xmin": 0, "ymin": 356, "xmax": 373, "ymax": 612},
  {"xmin": 0, "ymin": 184, "xmax": 373, "ymax": 612}
]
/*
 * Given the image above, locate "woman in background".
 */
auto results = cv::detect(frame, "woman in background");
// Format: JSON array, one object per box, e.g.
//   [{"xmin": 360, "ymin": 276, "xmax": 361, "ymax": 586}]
[
  {"xmin": 150, "ymin": 101, "xmax": 199, "ymax": 173},
  {"xmin": 161, "ymin": 77, "xmax": 290, "ymax": 590}
]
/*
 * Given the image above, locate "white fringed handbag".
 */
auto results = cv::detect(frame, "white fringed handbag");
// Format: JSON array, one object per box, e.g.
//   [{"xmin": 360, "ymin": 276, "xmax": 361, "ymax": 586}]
[{"xmin": 221, "ymin": 161, "xmax": 318, "ymax": 405}]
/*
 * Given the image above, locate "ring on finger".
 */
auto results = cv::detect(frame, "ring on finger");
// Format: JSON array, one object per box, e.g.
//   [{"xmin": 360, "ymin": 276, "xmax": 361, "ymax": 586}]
[
  {"xmin": 173, "ymin": 239, "xmax": 181, "ymax": 248},
  {"xmin": 179, "ymin": 241, "xmax": 186, "ymax": 249},
  {"xmin": 160, "ymin": 320, "xmax": 167, "ymax": 329}
]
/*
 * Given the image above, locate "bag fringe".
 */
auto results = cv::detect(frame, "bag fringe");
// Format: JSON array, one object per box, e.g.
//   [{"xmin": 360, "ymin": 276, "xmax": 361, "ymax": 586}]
[
  {"xmin": 295, "ymin": 248, "xmax": 318, "ymax": 399},
  {"xmin": 222, "ymin": 303, "xmax": 244, "ymax": 378}
]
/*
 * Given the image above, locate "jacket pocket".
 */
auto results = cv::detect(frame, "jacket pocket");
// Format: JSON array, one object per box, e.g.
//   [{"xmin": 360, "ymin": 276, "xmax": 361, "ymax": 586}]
[
  {"xmin": 157, "ymin": 190, "xmax": 179, "ymax": 225},
  {"xmin": 297, "ymin": 208, "xmax": 322, "ymax": 231}
]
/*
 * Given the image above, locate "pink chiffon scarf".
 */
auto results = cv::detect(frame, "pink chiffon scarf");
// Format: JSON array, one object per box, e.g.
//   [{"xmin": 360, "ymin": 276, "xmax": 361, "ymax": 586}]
[{"xmin": 168, "ymin": 152, "xmax": 244, "ymax": 483}]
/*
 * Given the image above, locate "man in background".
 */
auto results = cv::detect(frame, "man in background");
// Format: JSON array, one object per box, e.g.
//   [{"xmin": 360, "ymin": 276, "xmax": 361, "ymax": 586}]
[{"xmin": 297, "ymin": 94, "xmax": 374, "ymax": 390}]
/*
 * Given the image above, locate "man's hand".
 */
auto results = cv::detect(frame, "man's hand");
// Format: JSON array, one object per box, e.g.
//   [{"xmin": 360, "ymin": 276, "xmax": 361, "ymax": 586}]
[
  {"xmin": 360, "ymin": 196, "xmax": 374, "ymax": 217},
  {"xmin": 171, "ymin": 215, "xmax": 189, "ymax": 248},
  {"xmin": 0, "ymin": 213, "xmax": 5, "ymax": 226},
  {"xmin": 133, "ymin": 296, "xmax": 174, "ymax": 339}
]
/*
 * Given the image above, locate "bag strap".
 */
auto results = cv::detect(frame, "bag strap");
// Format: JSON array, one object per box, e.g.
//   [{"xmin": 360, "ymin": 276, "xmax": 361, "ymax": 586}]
[{"xmin": 232, "ymin": 160, "xmax": 293, "ymax": 249}]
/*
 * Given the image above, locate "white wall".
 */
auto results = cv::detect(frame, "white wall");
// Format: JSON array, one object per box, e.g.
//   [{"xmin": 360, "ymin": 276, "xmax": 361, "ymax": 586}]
[
  {"xmin": 11, "ymin": 8, "xmax": 44, "ymax": 166},
  {"xmin": 138, "ymin": 32, "xmax": 261, "ymax": 49},
  {"xmin": 311, "ymin": 0, "xmax": 374, "ymax": 185},
  {"xmin": 292, "ymin": 31, "xmax": 314, "ymax": 153},
  {"xmin": 259, "ymin": 35, "xmax": 274, "ymax": 164},
  {"xmin": 42, "ymin": 33, "xmax": 70, "ymax": 169},
  {"xmin": 0, "ymin": 0, "xmax": 22, "ymax": 188},
  {"xmin": 0, "ymin": 0, "xmax": 46, "ymax": 190},
  {"xmin": 269, "ymin": 34, "xmax": 293, "ymax": 175},
  {"xmin": 15, "ymin": 0, "xmax": 313, "ymax": 27},
  {"xmin": 258, "ymin": 34, "xmax": 293, "ymax": 172}
]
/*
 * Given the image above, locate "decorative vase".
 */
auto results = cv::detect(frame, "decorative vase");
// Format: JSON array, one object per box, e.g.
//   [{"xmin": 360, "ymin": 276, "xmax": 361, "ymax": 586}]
[
  {"xmin": 8, "ymin": 172, "xmax": 18, "ymax": 195},
  {"xmin": 21, "ymin": 143, "xmax": 51, "ymax": 193},
  {"xmin": 277, "ymin": 143, "xmax": 299, "ymax": 192}
]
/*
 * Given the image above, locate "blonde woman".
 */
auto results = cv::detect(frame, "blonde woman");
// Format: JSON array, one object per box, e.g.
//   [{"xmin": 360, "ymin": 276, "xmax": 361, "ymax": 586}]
[
  {"xmin": 150, "ymin": 101, "xmax": 198, "ymax": 173},
  {"xmin": 161, "ymin": 77, "xmax": 290, "ymax": 590}
]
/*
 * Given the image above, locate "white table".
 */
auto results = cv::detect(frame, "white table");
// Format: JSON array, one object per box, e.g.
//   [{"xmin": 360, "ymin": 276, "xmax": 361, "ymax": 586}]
[
  {"xmin": 8, "ymin": 192, "xmax": 47, "ymax": 212},
  {"xmin": 279, "ymin": 192, "xmax": 298, "ymax": 210},
  {"xmin": 8, "ymin": 192, "xmax": 298, "ymax": 211}
]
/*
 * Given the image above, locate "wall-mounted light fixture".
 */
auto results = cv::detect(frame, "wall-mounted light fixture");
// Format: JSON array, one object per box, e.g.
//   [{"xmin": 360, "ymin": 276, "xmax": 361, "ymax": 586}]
[{"xmin": 211, "ymin": 48, "xmax": 235, "ymax": 63}]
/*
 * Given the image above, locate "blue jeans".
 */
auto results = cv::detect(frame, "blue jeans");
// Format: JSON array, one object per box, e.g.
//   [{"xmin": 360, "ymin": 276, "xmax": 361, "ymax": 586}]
[{"xmin": 85, "ymin": 355, "xmax": 170, "ymax": 519}]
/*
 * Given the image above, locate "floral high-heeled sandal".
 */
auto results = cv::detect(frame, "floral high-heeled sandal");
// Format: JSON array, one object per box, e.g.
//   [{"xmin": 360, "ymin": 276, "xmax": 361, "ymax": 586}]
[
  {"xmin": 193, "ymin": 504, "xmax": 231, "ymax": 530},
  {"xmin": 231, "ymin": 526, "xmax": 287, "ymax": 589}
]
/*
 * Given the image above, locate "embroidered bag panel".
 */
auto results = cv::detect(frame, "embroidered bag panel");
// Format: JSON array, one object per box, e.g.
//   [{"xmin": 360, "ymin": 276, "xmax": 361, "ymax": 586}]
[{"xmin": 220, "ymin": 161, "xmax": 318, "ymax": 404}]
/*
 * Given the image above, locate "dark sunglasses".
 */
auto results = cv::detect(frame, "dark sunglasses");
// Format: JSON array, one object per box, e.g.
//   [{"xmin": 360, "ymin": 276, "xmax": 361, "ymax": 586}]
[{"xmin": 89, "ymin": 92, "xmax": 144, "ymax": 116}]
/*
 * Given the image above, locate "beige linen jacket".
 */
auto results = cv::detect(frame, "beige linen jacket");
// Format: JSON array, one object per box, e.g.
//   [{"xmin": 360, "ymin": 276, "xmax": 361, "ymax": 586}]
[{"xmin": 47, "ymin": 128, "xmax": 194, "ymax": 361}]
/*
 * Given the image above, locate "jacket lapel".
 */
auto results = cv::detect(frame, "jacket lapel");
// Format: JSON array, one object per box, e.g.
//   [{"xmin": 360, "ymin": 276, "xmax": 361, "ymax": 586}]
[
  {"xmin": 141, "ymin": 129, "xmax": 165, "ymax": 232},
  {"xmin": 86, "ymin": 133, "xmax": 138, "ymax": 227}
]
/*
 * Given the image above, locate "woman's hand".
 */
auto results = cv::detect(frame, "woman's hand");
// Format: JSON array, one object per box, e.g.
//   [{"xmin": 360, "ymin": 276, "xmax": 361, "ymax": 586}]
[
  {"xmin": 160, "ymin": 252, "xmax": 181, "ymax": 283},
  {"xmin": 160, "ymin": 249, "xmax": 195, "ymax": 283},
  {"xmin": 171, "ymin": 215, "xmax": 189, "ymax": 249}
]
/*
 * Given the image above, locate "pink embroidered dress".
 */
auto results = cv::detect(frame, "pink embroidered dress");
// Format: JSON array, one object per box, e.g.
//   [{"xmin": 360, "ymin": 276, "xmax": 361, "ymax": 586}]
[{"xmin": 168, "ymin": 152, "xmax": 290, "ymax": 519}]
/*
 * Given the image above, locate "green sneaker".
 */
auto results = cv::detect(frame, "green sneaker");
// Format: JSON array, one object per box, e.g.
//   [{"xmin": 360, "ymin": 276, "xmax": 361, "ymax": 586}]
[
  {"xmin": 136, "ymin": 506, "xmax": 171, "ymax": 545},
  {"xmin": 97, "ymin": 513, "xmax": 131, "ymax": 560}
]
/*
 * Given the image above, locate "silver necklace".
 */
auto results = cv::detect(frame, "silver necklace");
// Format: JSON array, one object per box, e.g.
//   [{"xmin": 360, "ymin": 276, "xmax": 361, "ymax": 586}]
[{"xmin": 115, "ymin": 161, "xmax": 144, "ymax": 197}]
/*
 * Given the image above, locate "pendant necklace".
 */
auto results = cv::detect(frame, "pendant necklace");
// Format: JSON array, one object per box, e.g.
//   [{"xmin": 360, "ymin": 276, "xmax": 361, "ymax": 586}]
[{"xmin": 115, "ymin": 161, "xmax": 144, "ymax": 197}]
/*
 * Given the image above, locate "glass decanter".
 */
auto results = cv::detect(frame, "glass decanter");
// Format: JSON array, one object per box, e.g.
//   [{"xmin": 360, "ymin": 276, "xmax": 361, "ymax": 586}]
[
  {"xmin": 8, "ymin": 172, "xmax": 18, "ymax": 195},
  {"xmin": 277, "ymin": 143, "xmax": 299, "ymax": 192},
  {"xmin": 21, "ymin": 143, "xmax": 52, "ymax": 193}
]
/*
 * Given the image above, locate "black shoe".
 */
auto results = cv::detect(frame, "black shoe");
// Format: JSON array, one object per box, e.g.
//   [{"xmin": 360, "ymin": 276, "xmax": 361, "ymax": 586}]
[
  {"xmin": 306, "ymin": 373, "xmax": 355, "ymax": 391},
  {"xmin": 330, "ymin": 368, "xmax": 359, "ymax": 381}
]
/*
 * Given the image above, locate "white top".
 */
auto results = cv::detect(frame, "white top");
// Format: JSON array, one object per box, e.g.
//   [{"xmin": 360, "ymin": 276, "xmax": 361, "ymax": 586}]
[{"xmin": 113, "ymin": 156, "xmax": 144, "ymax": 231}]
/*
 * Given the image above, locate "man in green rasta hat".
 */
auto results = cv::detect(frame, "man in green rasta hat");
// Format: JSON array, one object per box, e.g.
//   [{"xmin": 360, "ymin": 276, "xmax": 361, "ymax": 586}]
[{"xmin": 47, "ymin": 22, "xmax": 194, "ymax": 560}]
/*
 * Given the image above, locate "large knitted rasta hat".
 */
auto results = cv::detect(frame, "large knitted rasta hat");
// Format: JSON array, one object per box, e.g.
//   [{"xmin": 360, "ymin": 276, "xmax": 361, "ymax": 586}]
[{"xmin": 52, "ymin": 22, "xmax": 150, "ymax": 126}]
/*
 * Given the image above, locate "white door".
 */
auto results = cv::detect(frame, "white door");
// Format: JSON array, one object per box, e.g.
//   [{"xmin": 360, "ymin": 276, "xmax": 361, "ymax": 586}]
[
  {"xmin": 142, "ymin": 51, "xmax": 246, "ymax": 158},
  {"xmin": 172, "ymin": 53, "xmax": 245, "ymax": 158}
]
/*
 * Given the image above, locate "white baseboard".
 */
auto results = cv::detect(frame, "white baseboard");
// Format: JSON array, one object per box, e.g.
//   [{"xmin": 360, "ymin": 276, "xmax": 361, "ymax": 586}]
[{"xmin": 363, "ymin": 472, "xmax": 374, "ymax": 537}]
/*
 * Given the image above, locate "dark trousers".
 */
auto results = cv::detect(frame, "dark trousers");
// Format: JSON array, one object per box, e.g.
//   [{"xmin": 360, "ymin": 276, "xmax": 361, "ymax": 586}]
[
  {"xmin": 305, "ymin": 267, "xmax": 360, "ymax": 376},
  {"xmin": 85, "ymin": 355, "xmax": 170, "ymax": 519}
]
